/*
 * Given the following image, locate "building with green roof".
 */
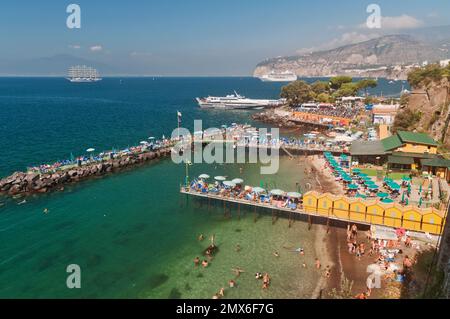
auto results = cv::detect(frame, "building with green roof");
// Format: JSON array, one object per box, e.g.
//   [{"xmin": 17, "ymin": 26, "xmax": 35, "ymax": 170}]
[{"xmin": 350, "ymin": 131, "xmax": 440, "ymax": 172}]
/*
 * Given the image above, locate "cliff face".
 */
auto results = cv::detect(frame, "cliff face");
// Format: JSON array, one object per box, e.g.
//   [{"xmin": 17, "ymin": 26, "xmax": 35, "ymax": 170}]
[
  {"xmin": 254, "ymin": 35, "xmax": 448, "ymax": 80},
  {"xmin": 402, "ymin": 78, "xmax": 450, "ymax": 147}
]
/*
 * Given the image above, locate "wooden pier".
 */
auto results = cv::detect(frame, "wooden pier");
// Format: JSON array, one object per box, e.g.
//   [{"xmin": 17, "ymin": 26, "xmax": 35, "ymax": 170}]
[{"xmin": 180, "ymin": 187, "xmax": 444, "ymax": 236}]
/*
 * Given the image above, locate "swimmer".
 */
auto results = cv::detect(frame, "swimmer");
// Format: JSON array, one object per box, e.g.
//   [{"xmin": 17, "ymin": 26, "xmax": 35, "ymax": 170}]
[
  {"xmin": 273, "ymin": 251, "xmax": 280, "ymax": 257},
  {"xmin": 299, "ymin": 248, "xmax": 305, "ymax": 256},
  {"xmin": 43, "ymin": 208, "xmax": 49, "ymax": 214},
  {"xmin": 232, "ymin": 267, "xmax": 245, "ymax": 277},
  {"xmin": 315, "ymin": 258, "xmax": 321, "ymax": 269},
  {"xmin": 198, "ymin": 234, "xmax": 205, "ymax": 241},
  {"xmin": 218, "ymin": 288, "xmax": 225, "ymax": 297},
  {"xmin": 235, "ymin": 244, "xmax": 241, "ymax": 252},
  {"xmin": 324, "ymin": 266, "xmax": 331, "ymax": 278},
  {"xmin": 302, "ymin": 263, "xmax": 307, "ymax": 268},
  {"xmin": 202, "ymin": 260, "xmax": 209, "ymax": 268},
  {"xmin": 229, "ymin": 280, "xmax": 236, "ymax": 288},
  {"xmin": 255, "ymin": 272, "xmax": 263, "ymax": 279},
  {"xmin": 194, "ymin": 257, "xmax": 200, "ymax": 267}
]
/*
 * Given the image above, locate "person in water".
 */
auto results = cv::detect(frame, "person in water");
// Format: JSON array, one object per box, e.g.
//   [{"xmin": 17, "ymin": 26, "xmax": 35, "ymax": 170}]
[
  {"xmin": 273, "ymin": 251, "xmax": 279, "ymax": 257},
  {"xmin": 229, "ymin": 280, "xmax": 236, "ymax": 288},
  {"xmin": 235, "ymin": 244, "xmax": 241, "ymax": 252},
  {"xmin": 194, "ymin": 257, "xmax": 200, "ymax": 267},
  {"xmin": 255, "ymin": 272, "xmax": 263, "ymax": 279},
  {"xmin": 202, "ymin": 260, "xmax": 209, "ymax": 268},
  {"xmin": 218, "ymin": 288, "xmax": 225, "ymax": 297},
  {"xmin": 198, "ymin": 234, "xmax": 205, "ymax": 241},
  {"xmin": 262, "ymin": 273, "xmax": 270, "ymax": 289}
]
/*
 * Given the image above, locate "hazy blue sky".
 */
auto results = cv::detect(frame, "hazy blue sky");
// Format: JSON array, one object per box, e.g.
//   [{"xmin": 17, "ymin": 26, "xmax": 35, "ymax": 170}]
[{"xmin": 1, "ymin": 0, "xmax": 450, "ymax": 75}]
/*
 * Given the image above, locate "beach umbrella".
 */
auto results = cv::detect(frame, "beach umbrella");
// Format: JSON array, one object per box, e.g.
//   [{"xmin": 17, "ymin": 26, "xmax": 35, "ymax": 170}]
[
  {"xmin": 377, "ymin": 192, "xmax": 389, "ymax": 199},
  {"xmin": 252, "ymin": 187, "xmax": 266, "ymax": 194},
  {"xmin": 384, "ymin": 177, "xmax": 393, "ymax": 183},
  {"xmin": 418, "ymin": 197, "xmax": 423, "ymax": 207},
  {"xmin": 342, "ymin": 176, "xmax": 352, "ymax": 182},
  {"xmin": 287, "ymin": 192, "xmax": 302, "ymax": 199},
  {"xmin": 381, "ymin": 198, "xmax": 394, "ymax": 204},
  {"xmin": 148, "ymin": 137, "xmax": 155, "ymax": 140},
  {"xmin": 419, "ymin": 185, "xmax": 423, "ymax": 194},
  {"xmin": 223, "ymin": 181, "xmax": 236, "ymax": 188},
  {"xmin": 356, "ymin": 193, "xmax": 367, "ymax": 199},
  {"xmin": 359, "ymin": 173, "xmax": 368, "ymax": 177},
  {"xmin": 198, "ymin": 174, "xmax": 210, "ymax": 179},
  {"xmin": 401, "ymin": 192, "xmax": 405, "ymax": 203},
  {"xmin": 368, "ymin": 185, "xmax": 379, "ymax": 191},
  {"xmin": 390, "ymin": 184, "xmax": 401, "ymax": 190},
  {"xmin": 348, "ymin": 184, "xmax": 359, "ymax": 190},
  {"xmin": 140, "ymin": 141, "xmax": 148, "ymax": 145},
  {"xmin": 270, "ymin": 189, "xmax": 286, "ymax": 196},
  {"xmin": 402, "ymin": 176, "xmax": 411, "ymax": 182},
  {"xmin": 214, "ymin": 176, "xmax": 226, "ymax": 181},
  {"xmin": 231, "ymin": 178, "xmax": 244, "ymax": 184}
]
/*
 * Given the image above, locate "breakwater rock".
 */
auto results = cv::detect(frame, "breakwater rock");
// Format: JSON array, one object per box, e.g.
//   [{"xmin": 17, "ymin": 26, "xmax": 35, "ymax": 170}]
[{"xmin": 0, "ymin": 148, "xmax": 172, "ymax": 197}]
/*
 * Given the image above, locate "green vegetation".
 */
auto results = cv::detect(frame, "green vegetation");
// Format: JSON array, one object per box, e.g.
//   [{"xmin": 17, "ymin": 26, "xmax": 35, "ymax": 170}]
[
  {"xmin": 280, "ymin": 77, "xmax": 378, "ymax": 106},
  {"xmin": 408, "ymin": 63, "xmax": 450, "ymax": 88},
  {"xmin": 392, "ymin": 108, "xmax": 422, "ymax": 133}
]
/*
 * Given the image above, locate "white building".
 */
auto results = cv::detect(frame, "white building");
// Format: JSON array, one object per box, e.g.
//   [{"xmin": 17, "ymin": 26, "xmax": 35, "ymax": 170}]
[
  {"xmin": 440, "ymin": 59, "xmax": 450, "ymax": 67},
  {"xmin": 372, "ymin": 104, "xmax": 400, "ymax": 125}
]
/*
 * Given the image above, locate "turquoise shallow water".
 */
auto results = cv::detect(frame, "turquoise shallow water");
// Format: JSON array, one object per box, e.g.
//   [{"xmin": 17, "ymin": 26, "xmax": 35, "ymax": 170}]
[{"xmin": 0, "ymin": 77, "xmax": 406, "ymax": 298}]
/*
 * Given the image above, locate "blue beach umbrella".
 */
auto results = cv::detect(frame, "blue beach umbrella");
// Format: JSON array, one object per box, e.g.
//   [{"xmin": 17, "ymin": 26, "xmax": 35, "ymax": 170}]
[
  {"xmin": 377, "ymin": 192, "xmax": 389, "ymax": 199},
  {"xmin": 348, "ymin": 184, "xmax": 359, "ymax": 190},
  {"xmin": 381, "ymin": 198, "xmax": 394, "ymax": 204}
]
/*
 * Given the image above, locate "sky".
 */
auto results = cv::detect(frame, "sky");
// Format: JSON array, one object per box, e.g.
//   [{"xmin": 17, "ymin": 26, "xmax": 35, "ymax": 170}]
[{"xmin": 1, "ymin": 0, "xmax": 450, "ymax": 75}]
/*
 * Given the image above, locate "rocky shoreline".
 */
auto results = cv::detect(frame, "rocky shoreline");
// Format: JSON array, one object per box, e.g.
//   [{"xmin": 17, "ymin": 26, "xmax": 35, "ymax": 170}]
[{"xmin": 0, "ymin": 148, "xmax": 172, "ymax": 197}]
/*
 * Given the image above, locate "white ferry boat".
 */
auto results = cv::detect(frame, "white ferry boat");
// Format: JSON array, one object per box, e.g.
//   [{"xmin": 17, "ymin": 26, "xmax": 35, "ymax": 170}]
[
  {"xmin": 258, "ymin": 70, "xmax": 297, "ymax": 82},
  {"xmin": 196, "ymin": 91, "xmax": 285, "ymax": 110}
]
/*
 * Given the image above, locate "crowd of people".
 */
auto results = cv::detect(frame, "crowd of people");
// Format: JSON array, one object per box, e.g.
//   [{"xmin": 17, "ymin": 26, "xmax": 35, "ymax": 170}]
[
  {"xmin": 295, "ymin": 106, "xmax": 362, "ymax": 120},
  {"xmin": 347, "ymin": 224, "xmax": 417, "ymax": 299}
]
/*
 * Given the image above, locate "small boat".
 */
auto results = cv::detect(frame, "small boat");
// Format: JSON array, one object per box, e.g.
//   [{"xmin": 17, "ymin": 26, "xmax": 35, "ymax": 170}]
[{"xmin": 303, "ymin": 133, "xmax": 317, "ymax": 139}]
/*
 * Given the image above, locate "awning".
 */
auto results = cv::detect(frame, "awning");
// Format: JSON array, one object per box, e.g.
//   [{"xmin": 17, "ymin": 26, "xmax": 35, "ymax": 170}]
[{"xmin": 388, "ymin": 155, "xmax": 414, "ymax": 165}]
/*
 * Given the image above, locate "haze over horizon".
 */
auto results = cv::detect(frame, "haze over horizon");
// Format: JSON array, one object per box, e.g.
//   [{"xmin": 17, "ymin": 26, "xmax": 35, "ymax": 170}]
[{"xmin": 1, "ymin": 0, "xmax": 450, "ymax": 76}]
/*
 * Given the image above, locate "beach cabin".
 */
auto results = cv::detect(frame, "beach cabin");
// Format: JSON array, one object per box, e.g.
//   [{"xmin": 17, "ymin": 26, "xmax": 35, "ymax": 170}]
[
  {"xmin": 384, "ymin": 204, "xmax": 403, "ymax": 228},
  {"xmin": 332, "ymin": 196, "xmax": 351, "ymax": 220},
  {"xmin": 421, "ymin": 207, "xmax": 445, "ymax": 235},
  {"xmin": 402, "ymin": 206, "xmax": 423, "ymax": 231},
  {"xmin": 303, "ymin": 191, "xmax": 319, "ymax": 214},
  {"xmin": 349, "ymin": 198, "xmax": 367, "ymax": 222},
  {"xmin": 317, "ymin": 193, "xmax": 335, "ymax": 217},
  {"xmin": 366, "ymin": 201, "xmax": 385, "ymax": 225}
]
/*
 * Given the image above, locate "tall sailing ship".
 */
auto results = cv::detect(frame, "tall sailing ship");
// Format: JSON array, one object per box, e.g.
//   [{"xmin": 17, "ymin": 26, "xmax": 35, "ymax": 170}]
[{"xmin": 67, "ymin": 65, "xmax": 102, "ymax": 83}]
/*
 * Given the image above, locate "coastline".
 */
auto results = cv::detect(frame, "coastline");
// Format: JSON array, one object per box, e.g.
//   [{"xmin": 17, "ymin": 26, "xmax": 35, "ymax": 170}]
[{"xmin": 306, "ymin": 155, "xmax": 344, "ymax": 299}]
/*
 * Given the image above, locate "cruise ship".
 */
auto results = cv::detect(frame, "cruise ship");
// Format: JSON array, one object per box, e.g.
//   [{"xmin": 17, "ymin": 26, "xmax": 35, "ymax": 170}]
[
  {"xmin": 67, "ymin": 65, "xmax": 102, "ymax": 83},
  {"xmin": 196, "ymin": 91, "xmax": 284, "ymax": 110},
  {"xmin": 258, "ymin": 70, "xmax": 297, "ymax": 82}
]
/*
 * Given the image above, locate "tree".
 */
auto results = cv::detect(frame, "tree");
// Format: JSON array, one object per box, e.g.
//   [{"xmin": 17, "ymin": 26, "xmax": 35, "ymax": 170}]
[
  {"xmin": 330, "ymin": 76, "xmax": 352, "ymax": 90},
  {"xmin": 357, "ymin": 78, "xmax": 377, "ymax": 96},
  {"xmin": 311, "ymin": 81, "xmax": 330, "ymax": 95},
  {"xmin": 280, "ymin": 80, "xmax": 314, "ymax": 106},
  {"xmin": 392, "ymin": 108, "xmax": 422, "ymax": 133},
  {"xmin": 316, "ymin": 92, "xmax": 332, "ymax": 103},
  {"xmin": 334, "ymin": 82, "xmax": 359, "ymax": 97}
]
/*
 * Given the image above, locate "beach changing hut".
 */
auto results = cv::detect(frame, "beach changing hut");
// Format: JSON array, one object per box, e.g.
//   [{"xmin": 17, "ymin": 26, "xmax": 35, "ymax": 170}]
[
  {"xmin": 366, "ymin": 201, "xmax": 385, "ymax": 225},
  {"xmin": 303, "ymin": 191, "xmax": 320, "ymax": 214},
  {"xmin": 402, "ymin": 206, "xmax": 423, "ymax": 231},
  {"xmin": 421, "ymin": 207, "xmax": 445, "ymax": 235},
  {"xmin": 332, "ymin": 196, "xmax": 351, "ymax": 220},
  {"xmin": 317, "ymin": 193, "xmax": 336, "ymax": 216},
  {"xmin": 349, "ymin": 198, "xmax": 367, "ymax": 222},
  {"xmin": 384, "ymin": 204, "xmax": 403, "ymax": 228}
]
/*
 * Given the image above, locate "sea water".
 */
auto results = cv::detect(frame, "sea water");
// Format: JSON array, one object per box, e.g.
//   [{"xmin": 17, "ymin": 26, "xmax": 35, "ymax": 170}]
[{"xmin": 0, "ymin": 77, "xmax": 406, "ymax": 298}]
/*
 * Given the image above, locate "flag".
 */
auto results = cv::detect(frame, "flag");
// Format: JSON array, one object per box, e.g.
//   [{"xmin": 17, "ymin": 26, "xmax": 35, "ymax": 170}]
[{"xmin": 177, "ymin": 111, "xmax": 182, "ymax": 124}]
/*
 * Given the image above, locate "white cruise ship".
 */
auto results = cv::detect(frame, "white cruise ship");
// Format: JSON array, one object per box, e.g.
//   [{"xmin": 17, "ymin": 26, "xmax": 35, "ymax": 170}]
[
  {"xmin": 258, "ymin": 70, "xmax": 297, "ymax": 82},
  {"xmin": 196, "ymin": 91, "xmax": 284, "ymax": 110},
  {"xmin": 67, "ymin": 65, "xmax": 102, "ymax": 83}
]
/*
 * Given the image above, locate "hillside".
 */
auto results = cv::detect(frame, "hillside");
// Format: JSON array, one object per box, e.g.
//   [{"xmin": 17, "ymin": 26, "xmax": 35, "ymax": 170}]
[
  {"xmin": 254, "ymin": 35, "xmax": 448, "ymax": 80},
  {"xmin": 393, "ymin": 64, "xmax": 450, "ymax": 148}
]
